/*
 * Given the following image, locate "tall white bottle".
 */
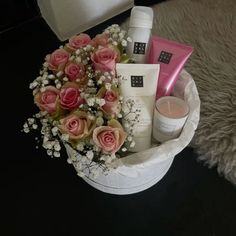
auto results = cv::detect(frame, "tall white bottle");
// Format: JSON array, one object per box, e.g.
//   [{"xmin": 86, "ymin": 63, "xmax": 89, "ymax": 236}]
[{"xmin": 126, "ymin": 6, "xmax": 154, "ymax": 63}]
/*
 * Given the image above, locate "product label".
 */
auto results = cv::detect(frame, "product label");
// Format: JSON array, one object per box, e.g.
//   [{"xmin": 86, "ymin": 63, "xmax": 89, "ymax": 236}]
[
  {"xmin": 131, "ymin": 76, "xmax": 143, "ymax": 87},
  {"xmin": 158, "ymin": 51, "xmax": 173, "ymax": 64},
  {"xmin": 153, "ymin": 119, "xmax": 177, "ymax": 136},
  {"xmin": 133, "ymin": 42, "xmax": 146, "ymax": 55}
]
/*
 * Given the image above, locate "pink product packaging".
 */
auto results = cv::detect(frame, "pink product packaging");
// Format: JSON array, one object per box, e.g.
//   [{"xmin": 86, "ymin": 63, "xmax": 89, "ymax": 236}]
[{"xmin": 148, "ymin": 36, "xmax": 193, "ymax": 99}]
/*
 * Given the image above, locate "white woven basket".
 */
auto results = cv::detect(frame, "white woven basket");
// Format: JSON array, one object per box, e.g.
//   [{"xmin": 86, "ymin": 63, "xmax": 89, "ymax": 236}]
[{"xmin": 66, "ymin": 69, "xmax": 200, "ymax": 195}]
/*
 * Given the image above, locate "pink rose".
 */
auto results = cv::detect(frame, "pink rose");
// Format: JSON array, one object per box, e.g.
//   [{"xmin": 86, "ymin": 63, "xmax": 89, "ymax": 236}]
[
  {"xmin": 65, "ymin": 62, "xmax": 85, "ymax": 81},
  {"xmin": 93, "ymin": 120, "xmax": 127, "ymax": 154},
  {"xmin": 90, "ymin": 33, "xmax": 110, "ymax": 47},
  {"xmin": 59, "ymin": 111, "xmax": 95, "ymax": 140},
  {"xmin": 91, "ymin": 46, "xmax": 120, "ymax": 72},
  {"xmin": 67, "ymin": 33, "xmax": 91, "ymax": 51},
  {"xmin": 46, "ymin": 48, "xmax": 70, "ymax": 72},
  {"xmin": 97, "ymin": 87, "xmax": 121, "ymax": 116},
  {"xmin": 59, "ymin": 82, "xmax": 84, "ymax": 110},
  {"xmin": 34, "ymin": 86, "xmax": 60, "ymax": 115}
]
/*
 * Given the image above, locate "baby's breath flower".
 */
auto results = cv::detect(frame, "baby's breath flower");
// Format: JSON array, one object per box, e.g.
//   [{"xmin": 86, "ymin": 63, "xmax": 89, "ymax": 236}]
[
  {"xmin": 32, "ymin": 124, "xmax": 38, "ymax": 129},
  {"xmin": 41, "ymin": 111, "xmax": 48, "ymax": 116},
  {"xmin": 48, "ymin": 74, "xmax": 55, "ymax": 79},
  {"xmin": 47, "ymin": 150, "xmax": 53, "ymax": 156},
  {"xmin": 75, "ymin": 57, "xmax": 82, "ymax": 63},
  {"xmin": 96, "ymin": 98, "xmax": 105, "ymax": 107},
  {"xmin": 42, "ymin": 79, "xmax": 49, "ymax": 85},
  {"xmin": 43, "ymin": 136, "xmax": 49, "ymax": 143},
  {"xmin": 112, "ymin": 78, "xmax": 118, "ymax": 85},
  {"xmin": 121, "ymin": 40, "xmax": 127, "ymax": 47},
  {"xmin": 51, "ymin": 127, "xmax": 58, "ymax": 136},
  {"xmin": 27, "ymin": 118, "xmax": 35, "ymax": 125},
  {"xmin": 41, "ymin": 118, "xmax": 48, "ymax": 124},
  {"xmin": 23, "ymin": 127, "xmax": 30, "ymax": 133},
  {"xmin": 80, "ymin": 92, "xmax": 85, "ymax": 98},
  {"xmin": 105, "ymin": 83, "xmax": 111, "ymax": 90},
  {"xmin": 86, "ymin": 150, "xmax": 94, "ymax": 160},
  {"xmin": 88, "ymin": 79, "xmax": 94, "ymax": 86},
  {"xmin": 82, "ymin": 59, "xmax": 88, "ymax": 65},
  {"xmin": 124, "ymin": 122, "xmax": 129, "ymax": 128},
  {"xmin": 69, "ymin": 55, "xmax": 75, "ymax": 61},
  {"xmin": 110, "ymin": 153, "xmax": 116, "ymax": 160},
  {"xmin": 105, "ymin": 155, "xmax": 112, "ymax": 164},
  {"xmin": 56, "ymin": 71, "xmax": 63, "ymax": 77},
  {"xmin": 96, "ymin": 117, "xmax": 104, "ymax": 126},
  {"xmin": 70, "ymin": 150, "xmax": 79, "ymax": 161},
  {"xmin": 91, "ymin": 168, "xmax": 99, "ymax": 178},
  {"xmin": 119, "ymin": 32, "xmax": 124, "ymax": 38},
  {"xmin": 42, "ymin": 72, "xmax": 48, "ymax": 79},
  {"xmin": 97, "ymin": 79, "xmax": 103, "ymax": 85},
  {"xmin": 75, "ymin": 49, "xmax": 80, "ymax": 55},
  {"xmin": 29, "ymin": 81, "xmax": 38, "ymax": 89},
  {"xmin": 75, "ymin": 161, "xmax": 82, "ymax": 170},
  {"xmin": 43, "ymin": 62, "xmax": 49, "ymax": 68},
  {"xmin": 97, "ymin": 111, "xmax": 103, "ymax": 117},
  {"xmin": 88, "ymin": 114, "xmax": 95, "ymax": 120},
  {"xmin": 23, "ymin": 123, "xmax": 29, "ymax": 129},
  {"xmin": 62, "ymin": 77, "xmax": 69, "ymax": 82},
  {"xmin": 53, "ymin": 151, "xmax": 60, "ymax": 158},
  {"xmin": 61, "ymin": 134, "xmax": 69, "ymax": 142},
  {"xmin": 76, "ymin": 142, "xmax": 84, "ymax": 151},
  {"xmin": 56, "ymin": 83, "xmax": 62, "ymax": 89},
  {"xmin": 127, "ymin": 136, "xmax": 132, "ymax": 142},
  {"xmin": 86, "ymin": 97, "xmax": 95, "ymax": 106},
  {"xmin": 54, "ymin": 142, "xmax": 61, "ymax": 151},
  {"xmin": 40, "ymin": 87, "xmax": 46, "ymax": 92},
  {"xmin": 43, "ymin": 141, "xmax": 53, "ymax": 150},
  {"xmin": 130, "ymin": 141, "xmax": 135, "ymax": 148},
  {"xmin": 127, "ymin": 36, "xmax": 132, "ymax": 42},
  {"xmin": 100, "ymin": 75, "xmax": 105, "ymax": 81}
]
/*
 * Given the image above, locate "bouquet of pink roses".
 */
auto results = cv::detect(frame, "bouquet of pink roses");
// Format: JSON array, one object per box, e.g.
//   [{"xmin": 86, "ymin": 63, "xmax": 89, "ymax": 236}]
[{"xmin": 23, "ymin": 24, "xmax": 137, "ymax": 178}]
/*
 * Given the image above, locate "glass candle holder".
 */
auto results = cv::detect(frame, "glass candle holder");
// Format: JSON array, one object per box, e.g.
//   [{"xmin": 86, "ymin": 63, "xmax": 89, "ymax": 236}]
[{"xmin": 152, "ymin": 96, "xmax": 189, "ymax": 142}]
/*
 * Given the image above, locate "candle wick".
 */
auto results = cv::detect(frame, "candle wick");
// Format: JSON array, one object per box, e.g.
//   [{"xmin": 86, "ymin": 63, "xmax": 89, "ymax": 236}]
[{"xmin": 167, "ymin": 101, "xmax": 171, "ymax": 114}]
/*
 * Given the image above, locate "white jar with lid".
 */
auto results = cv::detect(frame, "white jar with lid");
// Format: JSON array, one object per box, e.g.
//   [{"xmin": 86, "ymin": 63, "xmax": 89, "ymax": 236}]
[{"xmin": 126, "ymin": 6, "xmax": 153, "ymax": 63}]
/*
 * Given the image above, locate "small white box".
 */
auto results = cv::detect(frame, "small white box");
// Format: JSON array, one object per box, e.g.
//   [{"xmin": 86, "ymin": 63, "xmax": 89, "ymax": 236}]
[{"xmin": 38, "ymin": 0, "xmax": 134, "ymax": 41}]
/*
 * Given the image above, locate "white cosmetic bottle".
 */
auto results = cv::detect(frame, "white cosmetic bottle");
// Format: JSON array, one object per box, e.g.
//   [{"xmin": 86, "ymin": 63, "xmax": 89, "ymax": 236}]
[{"xmin": 126, "ymin": 6, "xmax": 153, "ymax": 63}]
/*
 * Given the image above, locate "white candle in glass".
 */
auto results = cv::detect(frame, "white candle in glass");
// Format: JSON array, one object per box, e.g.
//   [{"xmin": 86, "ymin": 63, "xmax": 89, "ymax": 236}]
[{"xmin": 152, "ymin": 96, "xmax": 189, "ymax": 142}]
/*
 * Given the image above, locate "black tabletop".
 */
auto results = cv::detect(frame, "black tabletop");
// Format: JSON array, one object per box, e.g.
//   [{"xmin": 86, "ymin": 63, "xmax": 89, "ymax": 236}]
[{"xmin": 1, "ymin": 15, "xmax": 236, "ymax": 236}]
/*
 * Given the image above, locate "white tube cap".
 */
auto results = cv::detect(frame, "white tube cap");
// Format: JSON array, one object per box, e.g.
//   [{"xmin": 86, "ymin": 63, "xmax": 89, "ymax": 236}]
[{"xmin": 129, "ymin": 6, "xmax": 153, "ymax": 29}]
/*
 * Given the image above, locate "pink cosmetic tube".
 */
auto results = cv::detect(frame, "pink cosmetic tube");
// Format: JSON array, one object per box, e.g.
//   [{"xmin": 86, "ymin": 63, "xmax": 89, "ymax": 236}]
[{"xmin": 148, "ymin": 36, "xmax": 193, "ymax": 99}]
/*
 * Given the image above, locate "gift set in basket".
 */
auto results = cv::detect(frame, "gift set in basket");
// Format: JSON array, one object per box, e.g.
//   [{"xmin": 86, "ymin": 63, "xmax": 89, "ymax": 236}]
[
  {"xmin": 23, "ymin": 6, "xmax": 200, "ymax": 195},
  {"xmin": 66, "ymin": 69, "xmax": 200, "ymax": 194}
]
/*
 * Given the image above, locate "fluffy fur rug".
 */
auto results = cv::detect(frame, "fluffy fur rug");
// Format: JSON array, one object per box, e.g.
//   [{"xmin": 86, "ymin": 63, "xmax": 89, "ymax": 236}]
[{"xmin": 122, "ymin": 0, "xmax": 236, "ymax": 184}]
